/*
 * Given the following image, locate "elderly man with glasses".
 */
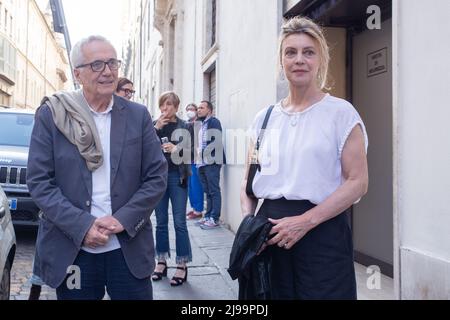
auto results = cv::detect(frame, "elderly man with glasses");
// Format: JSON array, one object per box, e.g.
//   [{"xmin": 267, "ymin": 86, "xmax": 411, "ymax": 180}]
[{"xmin": 26, "ymin": 35, "xmax": 168, "ymax": 300}]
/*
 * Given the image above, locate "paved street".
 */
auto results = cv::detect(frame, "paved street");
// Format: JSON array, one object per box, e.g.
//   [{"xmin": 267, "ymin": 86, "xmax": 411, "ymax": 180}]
[
  {"xmin": 10, "ymin": 216, "xmax": 393, "ymax": 300},
  {"xmin": 10, "ymin": 217, "xmax": 239, "ymax": 300},
  {"xmin": 10, "ymin": 227, "xmax": 57, "ymax": 300}
]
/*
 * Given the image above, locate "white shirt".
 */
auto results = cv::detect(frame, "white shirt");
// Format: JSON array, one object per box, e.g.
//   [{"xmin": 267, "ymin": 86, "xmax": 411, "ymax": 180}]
[
  {"xmin": 196, "ymin": 115, "xmax": 211, "ymax": 167},
  {"xmin": 250, "ymin": 94, "xmax": 368, "ymax": 204},
  {"xmin": 82, "ymin": 97, "xmax": 121, "ymax": 254}
]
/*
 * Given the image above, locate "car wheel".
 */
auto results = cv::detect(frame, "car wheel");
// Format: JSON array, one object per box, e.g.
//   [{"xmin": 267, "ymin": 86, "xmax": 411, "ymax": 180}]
[{"xmin": 0, "ymin": 260, "xmax": 11, "ymax": 300}]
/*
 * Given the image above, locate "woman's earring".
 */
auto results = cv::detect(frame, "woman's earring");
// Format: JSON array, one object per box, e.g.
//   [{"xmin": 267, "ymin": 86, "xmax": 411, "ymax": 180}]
[{"xmin": 317, "ymin": 74, "xmax": 323, "ymax": 87}]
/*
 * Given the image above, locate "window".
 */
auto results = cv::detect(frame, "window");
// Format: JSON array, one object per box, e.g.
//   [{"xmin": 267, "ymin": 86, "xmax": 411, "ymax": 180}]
[
  {"xmin": 0, "ymin": 35, "xmax": 17, "ymax": 82},
  {"xmin": 159, "ymin": 60, "xmax": 163, "ymax": 95},
  {"xmin": 205, "ymin": 0, "xmax": 217, "ymax": 51},
  {"xmin": 168, "ymin": 18, "xmax": 175, "ymax": 90},
  {"xmin": 148, "ymin": 1, "xmax": 152, "ymax": 41},
  {"xmin": 211, "ymin": 0, "xmax": 216, "ymax": 46},
  {"xmin": 0, "ymin": 113, "xmax": 34, "ymax": 147},
  {"xmin": 209, "ymin": 68, "xmax": 216, "ymax": 108},
  {"xmin": 203, "ymin": 67, "xmax": 216, "ymax": 110}
]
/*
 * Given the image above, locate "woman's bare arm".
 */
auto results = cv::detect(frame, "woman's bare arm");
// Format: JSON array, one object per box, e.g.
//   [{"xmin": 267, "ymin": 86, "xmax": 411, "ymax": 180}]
[
  {"xmin": 267, "ymin": 125, "xmax": 368, "ymax": 249},
  {"xmin": 240, "ymin": 140, "xmax": 258, "ymax": 217}
]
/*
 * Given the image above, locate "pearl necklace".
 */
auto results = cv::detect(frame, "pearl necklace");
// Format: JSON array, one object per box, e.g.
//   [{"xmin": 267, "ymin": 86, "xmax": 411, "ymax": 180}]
[
  {"xmin": 290, "ymin": 115, "xmax": 299, "ymax": 127},
  {"xmin": 282, "ymin": 98, "xmax": 301, "ymax": 127}
]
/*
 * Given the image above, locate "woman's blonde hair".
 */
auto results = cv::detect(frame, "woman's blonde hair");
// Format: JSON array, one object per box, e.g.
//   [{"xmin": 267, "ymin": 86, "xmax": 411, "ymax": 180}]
[
  {"xmin": 279, "ymin": 16, "xmax": 330, "ymax": 90},
  {"xmin": 158, "ymin": 91, "xmax": 180, "ymax": 108}
]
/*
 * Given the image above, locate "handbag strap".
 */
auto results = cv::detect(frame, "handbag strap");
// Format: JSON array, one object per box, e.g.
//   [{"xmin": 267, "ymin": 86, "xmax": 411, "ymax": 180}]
[{"xmin": 256, "ymin": 105, "xmax": 275, "ymax": 151}]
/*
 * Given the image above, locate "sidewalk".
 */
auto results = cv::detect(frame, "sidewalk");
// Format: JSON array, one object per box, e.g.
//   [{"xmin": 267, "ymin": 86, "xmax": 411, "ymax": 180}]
[
  {"xmin": 152, "ymin": 215, "xmax": 395, "ymax": 300},
  {"xmin": 152, "ymin": 216, "xmax": 238, "ymax": 300},
  {"xmin": 14, "ymin": 214, "xmax": 393, "ymax": 300}
]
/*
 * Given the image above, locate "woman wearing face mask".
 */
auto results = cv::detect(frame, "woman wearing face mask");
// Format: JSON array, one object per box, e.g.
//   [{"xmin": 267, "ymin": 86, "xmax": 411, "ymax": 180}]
[
  {"xmin": 186, "ymin": 104, "xmax": 198, "ymax": 122},
  {"xmin": 184, "ymin": 104, "xmax": 204, "ymax": 220}
]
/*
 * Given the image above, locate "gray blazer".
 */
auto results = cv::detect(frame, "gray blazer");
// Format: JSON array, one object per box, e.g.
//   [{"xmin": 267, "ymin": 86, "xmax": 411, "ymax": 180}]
[{"xmin": 27, "ymin": 95, "xmax": 168, "ymax": 288}]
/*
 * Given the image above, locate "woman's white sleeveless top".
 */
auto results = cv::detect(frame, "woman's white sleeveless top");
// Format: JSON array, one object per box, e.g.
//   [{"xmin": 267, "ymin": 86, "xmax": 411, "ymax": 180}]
[{"xmin": 250, "ymin": 94, "xmax": 368, "ymax": 204}]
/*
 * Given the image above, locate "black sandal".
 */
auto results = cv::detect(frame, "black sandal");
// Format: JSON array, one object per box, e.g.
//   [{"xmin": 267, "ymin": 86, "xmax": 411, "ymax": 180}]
[
  {"xmin": 170, "ymin": 266, "xmax": 188, "ymax": 286},
  {"xmin": 151, "ymin": 261, "xmax": 167, "ymax": 281}
]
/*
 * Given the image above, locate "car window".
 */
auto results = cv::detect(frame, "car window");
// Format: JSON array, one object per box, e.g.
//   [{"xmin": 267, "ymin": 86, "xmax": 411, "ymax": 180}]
[{"xmin": 0, "ymin": 113, "xmax": 34, "ymax": 147}]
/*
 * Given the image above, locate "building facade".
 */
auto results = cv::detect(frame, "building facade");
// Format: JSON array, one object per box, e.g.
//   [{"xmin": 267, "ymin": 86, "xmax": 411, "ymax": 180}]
[
  {"xmin": 0, "ymin": 0, "xmax": 69, "ymax": 110},
  {"xmin": 120, "ymin": 0, "xmax": 163, "ymax": 117},
  {"xmin": 130, "ymin": 0, "xmax": 449, "ymax": 299}
]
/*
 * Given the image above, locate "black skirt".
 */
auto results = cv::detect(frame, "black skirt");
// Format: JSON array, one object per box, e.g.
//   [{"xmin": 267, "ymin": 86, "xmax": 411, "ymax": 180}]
[{"xmin": 258, "ymin": 198, "xmax": 357, "ymax": 300}]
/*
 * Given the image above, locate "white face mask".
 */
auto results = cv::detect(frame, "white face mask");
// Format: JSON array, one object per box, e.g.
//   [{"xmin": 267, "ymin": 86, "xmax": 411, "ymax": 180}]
[{"xmin": 186, "ymin": 110, "xmax": 197, "ymax": 120}]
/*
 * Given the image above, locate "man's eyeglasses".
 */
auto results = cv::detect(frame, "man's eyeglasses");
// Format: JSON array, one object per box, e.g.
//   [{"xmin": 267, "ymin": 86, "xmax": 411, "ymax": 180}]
[
  {"xmin": 76, "ymin": 59, "xmax": 122, "ymax": 72},
  {"xmin": 119, "ymin": 88, "xmax": 136, "ymax": 96}
]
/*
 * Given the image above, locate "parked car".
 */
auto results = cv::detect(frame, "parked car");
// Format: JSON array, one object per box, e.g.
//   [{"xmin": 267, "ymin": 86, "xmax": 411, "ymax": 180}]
[
  {"xmin": 0, "ymin": 185, "xmax": 16, "ymax": 300},
  {"xmin": 0, "ymin": 107, "xmax": 41, "ymax": 226}
]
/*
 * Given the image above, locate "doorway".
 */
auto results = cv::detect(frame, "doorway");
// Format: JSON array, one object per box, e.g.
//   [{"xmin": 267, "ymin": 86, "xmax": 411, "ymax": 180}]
[
  {"xmin": 284, "ymin": 0, "xmax": 394, "ymax": 276},
  {"xmin": 352, "ymin": 19, "xmax": 393, "ymax": 277}
]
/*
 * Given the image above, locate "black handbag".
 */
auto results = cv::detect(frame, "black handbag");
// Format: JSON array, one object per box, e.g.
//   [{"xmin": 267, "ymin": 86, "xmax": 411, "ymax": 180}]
[{"xmin": 245, "ymin": 105, "xmax": 274, "ymax": 198}]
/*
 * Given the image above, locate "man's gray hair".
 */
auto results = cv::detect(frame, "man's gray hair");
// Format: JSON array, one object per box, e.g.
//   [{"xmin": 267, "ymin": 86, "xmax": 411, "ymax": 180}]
[{"xmin": 70, "ymin": 35, "xmax": 117, "ymax": 68}]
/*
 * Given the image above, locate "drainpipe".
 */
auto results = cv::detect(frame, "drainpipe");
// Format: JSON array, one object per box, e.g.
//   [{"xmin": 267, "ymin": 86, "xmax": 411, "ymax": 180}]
[
  {"xmin": 193, "ymin": 0, "xmax": 197, "ymax": 101},
  {"xmin": 49, "ymin": 0, "xmax": 78, "ymax": 89},
  {"xmin": 24, "ymin": 0, "xmax": 30, "ymax": 108},
  {"xmin": 139, "ymin": 0, "xmax": 144, "ymax": 102},
  {"xmin": 44, "ymin": 33, "xmax": 48, "ymax": 98}
]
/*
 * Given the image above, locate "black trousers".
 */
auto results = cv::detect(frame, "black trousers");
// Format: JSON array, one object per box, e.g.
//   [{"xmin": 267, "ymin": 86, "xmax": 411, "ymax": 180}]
[
  {"xmin": 56, "ymin": 249, "xmax": 153, "ymax": 300},
  {"xmin": 258, "ymin": 198, "xmax": 357, "ymax": 300}
]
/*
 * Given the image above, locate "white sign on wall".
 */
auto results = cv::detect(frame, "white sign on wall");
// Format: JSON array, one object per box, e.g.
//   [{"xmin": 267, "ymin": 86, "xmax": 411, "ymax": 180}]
[{"xmin": 367, "ymin": 48, "xmax": 388, "ymax": 77}]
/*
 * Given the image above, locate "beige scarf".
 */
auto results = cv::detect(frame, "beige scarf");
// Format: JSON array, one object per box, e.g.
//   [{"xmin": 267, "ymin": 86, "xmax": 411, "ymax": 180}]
[{"xmin": 41, "ymin": 90, "xmax": 104, "ymax": 171}]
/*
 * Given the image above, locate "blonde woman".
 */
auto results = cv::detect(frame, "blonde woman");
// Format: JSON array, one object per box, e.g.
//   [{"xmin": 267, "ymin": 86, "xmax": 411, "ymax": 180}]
[{"xmin": 241, "ymin": 17, "xmax": 368, "ymax": 299}]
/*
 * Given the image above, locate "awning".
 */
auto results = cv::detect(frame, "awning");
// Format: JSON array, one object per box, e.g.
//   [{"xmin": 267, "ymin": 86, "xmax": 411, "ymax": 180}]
[{"xmin": 285, "ymin": 0, "xmax": 391, "ymax": 28}]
